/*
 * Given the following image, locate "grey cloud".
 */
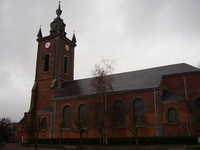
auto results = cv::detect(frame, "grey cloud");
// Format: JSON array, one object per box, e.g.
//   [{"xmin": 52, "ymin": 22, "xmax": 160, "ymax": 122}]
[{"xmin": 1, "ymin": 0, "xmax": 200, "ymax": 121}]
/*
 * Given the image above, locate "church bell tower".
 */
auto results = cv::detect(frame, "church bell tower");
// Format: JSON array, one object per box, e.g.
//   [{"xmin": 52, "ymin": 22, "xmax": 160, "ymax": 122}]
[
  {"xmin": 36, "ymin": 2, "xmax": 76, "ymax": 84},
  {"xmin": 30, "ymin": 2, "xmax": 76, "ymax": 112}
]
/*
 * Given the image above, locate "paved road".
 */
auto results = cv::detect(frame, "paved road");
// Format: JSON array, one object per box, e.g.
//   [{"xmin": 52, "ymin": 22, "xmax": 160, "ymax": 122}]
[
  {"xmin": 1, "ymin": 143, "xmax": 59, "ymax": 150},
  {"xmin": 0, "ymin": 143, "xmax": 188, "ymax": 150}
]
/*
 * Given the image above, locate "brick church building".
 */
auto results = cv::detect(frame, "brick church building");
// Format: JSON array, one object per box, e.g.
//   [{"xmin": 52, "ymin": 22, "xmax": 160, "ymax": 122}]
[{"xmin": 18, "ymin": 3, "xmax": 200, "ymax": 142}]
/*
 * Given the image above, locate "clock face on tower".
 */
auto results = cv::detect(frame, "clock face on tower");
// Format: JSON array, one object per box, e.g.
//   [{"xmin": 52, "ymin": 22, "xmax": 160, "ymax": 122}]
[
  {"xmin": 65, "ymin": 44, "xmax": 69, "ymax": 51},
  {"xmin": 45, "ymin": 42, "xmax": 51, "ymax": 48}
]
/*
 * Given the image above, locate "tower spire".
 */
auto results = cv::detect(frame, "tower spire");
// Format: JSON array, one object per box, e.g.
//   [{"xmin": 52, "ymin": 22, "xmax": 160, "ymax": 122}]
[
  {"xmin": 72, "ymin": 31, "xmax": 77, "ymax": 44},
  {"xmin": 56, "ymin": 1, "xmax": 62, "ymax": 17},
  {"xmin": 37, "ymin": 25, "xmax": 42, "ymax": 39},
  {"xmin": 50, "ymin": 1, "xmax": 66, "ymax": 36}
]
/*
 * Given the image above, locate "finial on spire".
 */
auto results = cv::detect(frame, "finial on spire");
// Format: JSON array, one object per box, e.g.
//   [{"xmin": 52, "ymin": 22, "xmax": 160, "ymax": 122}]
[
  {"xmin": 72, "ymin": 31, "xmax": 77, "ymax": 44},
  {"xmin": 50, "ymin": 1, "xmax": 66, "ymax": 36},
  {"xmin": 56, "ymin": 1, "xmax": 62, "ymax": 17},
  {"xmin": 37, "ymin": 25, "xmax": 42, "ymax": 39}
]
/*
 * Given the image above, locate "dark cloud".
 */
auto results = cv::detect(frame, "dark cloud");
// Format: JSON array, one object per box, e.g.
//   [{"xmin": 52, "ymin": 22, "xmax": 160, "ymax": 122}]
[{"xmin": 1, "ymin": 0, "xmax": 200, "ymax": 121}]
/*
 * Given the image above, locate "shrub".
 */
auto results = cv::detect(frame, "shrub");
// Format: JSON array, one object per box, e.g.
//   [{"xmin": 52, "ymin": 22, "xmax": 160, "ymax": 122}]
[{"xmin": 29, "ymin": 136, "xmax": 198, "ymax": 145}]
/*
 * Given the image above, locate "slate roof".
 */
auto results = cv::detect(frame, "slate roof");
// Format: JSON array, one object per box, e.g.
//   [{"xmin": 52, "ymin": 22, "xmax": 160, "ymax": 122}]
[
  {"xmin": 54, "ymin": 63, "xmax": 200, "ymax": 100},
  {"xmin": 37, "ymin": 105, "xmax": 52, "ymax": 113},
  {"xmin": 161, "ymin": 89, "xmax": 185, "ymax": 101}
]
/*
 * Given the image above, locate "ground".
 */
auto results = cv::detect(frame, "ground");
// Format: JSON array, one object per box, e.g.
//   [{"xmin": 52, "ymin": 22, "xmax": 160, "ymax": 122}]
[
  {"xmin": 1, "ymin": 143, "xmax": 195, "ymax": 150},
  {"xmin": 1, "ymin": 143, "xmax": 57, "ymax": 150}
]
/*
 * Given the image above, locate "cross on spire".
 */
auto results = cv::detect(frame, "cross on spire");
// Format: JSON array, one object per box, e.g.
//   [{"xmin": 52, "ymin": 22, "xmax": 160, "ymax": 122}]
[{"xmin": 56, "ymin": 1, "xmax": 62, "ymax": 17}]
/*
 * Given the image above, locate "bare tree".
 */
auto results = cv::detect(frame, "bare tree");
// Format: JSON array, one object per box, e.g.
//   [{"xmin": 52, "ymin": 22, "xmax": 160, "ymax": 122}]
[
  {"xmin": 21, "ymin": 115, "xmax": 42, "ymax": 150},
  {"xmin": 197, "ymin": 61, "xmax": 200, "ymax": 69},
  {"xmin": 127, "ymin": 112, "xmax": 148, "ymax": 150},
  {"xmin": 19, "ymin": 113, "xmax": 32, "ymax": 146},
  {"xmin": 193, "ymin": 110, "xmax": 200, "ymax": 134},
  {"xmin": 34, "ymin": 119, "xmax": 42, "ymax": 150},
  {"xmin": 94, "ymin": 103, "xmax": 105, "ymax": 145},
  {"xmin": 90, "ymin": 57, "xmax": 115, "ymax": 145},
  {"xmin": 57, "ymin": 120, "xmax": 64, "ymax": 150},
  {"xmin": 73, "ymin": 117, "xmax": 89, "ymax": 150},
  {"xmin": 0, "ymin": 117, "xmax": 11, "ymax": 147},
  {"xmin": 20, "ymin": 114, "xmax": 42, "ymax": 150}
]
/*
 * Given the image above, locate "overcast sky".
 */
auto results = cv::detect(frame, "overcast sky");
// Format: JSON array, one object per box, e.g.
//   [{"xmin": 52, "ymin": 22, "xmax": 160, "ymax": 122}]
[{"xmin": 1, "ymin": 0, "xmax": 200, "ymax": 122}]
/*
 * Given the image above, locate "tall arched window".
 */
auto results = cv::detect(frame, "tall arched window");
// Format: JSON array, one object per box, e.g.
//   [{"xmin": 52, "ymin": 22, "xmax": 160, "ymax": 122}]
[
  {"xmin": 41, "ymin": 117, "xmax": 47, "ymax": 130},
  {"xmin": 195, "ymin": 99, "xmax": 200, "ymax": 113},
  {"xmin": 64, "ymin": 56, "xmax": 68, "ymax": 74},
  {"xmin": 63, "ymin": 106, "xmax": 72, "ymax": 128},
  {"xmin": 167, "ymin": 108, "xmax": 178, "ymax": 123},
  {"xmin": 44, "ymin": 54, "xmax": 50, "ymax": 72},
  {"xmin": 133, "ymin": 99, "xmax": 144, "ymax": 115},
  {"xmin": 114, "ymin": 101, "xmax": 124, "ymax": 127},
  {"xmin": 78, "ymin": 104, "xmax": 87, "ymax": 121},
  {"xmin": 132, "ymin": 98, "xmax": 145, "ymax": 124},
  {"xmin": 95, "ymin": 103, "xmax": 103, "ymax": 126},
  {"xmin": 194, "ymin": 99, "xmax": 200, "ymax": 124}
]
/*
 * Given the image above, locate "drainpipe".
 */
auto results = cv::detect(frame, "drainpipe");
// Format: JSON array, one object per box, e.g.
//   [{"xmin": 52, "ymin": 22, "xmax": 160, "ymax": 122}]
[
  {"xmin": 154, "ymin": 88, "xmax": 163, "ymax": 137},
  {"xmin": 183, "ymin": 74, "xmax": 191, "ymax": 136},
  {"xmin": 154, "ymin": 89, "xmax": 158, "ymax": 137},
  {"xmin": 51, "ymin": 89, "xmax": 56, "ymax": 140}
]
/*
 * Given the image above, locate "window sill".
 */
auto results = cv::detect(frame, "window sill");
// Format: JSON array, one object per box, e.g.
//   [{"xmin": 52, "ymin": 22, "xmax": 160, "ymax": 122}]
[
  {"xmin": 113, "ymin": 126, "xmax": 125, "ymax": 128},
  {"xmin": 62, "ymin": 128, "xmax": 72, "ymax": 130}
]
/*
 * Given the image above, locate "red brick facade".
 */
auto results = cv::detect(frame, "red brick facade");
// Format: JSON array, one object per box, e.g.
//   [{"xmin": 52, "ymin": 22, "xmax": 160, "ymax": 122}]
[{"xmin": 30, "ymin": 72, "xmax": 200, "ymax": 139}]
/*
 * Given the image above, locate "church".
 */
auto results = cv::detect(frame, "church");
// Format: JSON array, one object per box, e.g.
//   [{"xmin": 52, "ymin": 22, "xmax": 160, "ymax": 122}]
[{"xmin": 18, "ymin": 2, "xmax": 200, "ymax": 143}]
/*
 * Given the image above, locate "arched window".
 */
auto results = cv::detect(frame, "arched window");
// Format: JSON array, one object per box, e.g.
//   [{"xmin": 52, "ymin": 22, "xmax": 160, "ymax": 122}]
[
  {"xmin": 167, "ymin": 108, "xmax": 178, "ymax": 123},
  {"xmin": 64, "ymin": 56, "xmax": 68, "ymax": 74},
  {"xmin": 133, "ymin": 99, "xmax": 144, "ymax": 115},
  {"xmin": 41, "ymin": 117, "xmax": 47, "ymax": 130},
  {"xmin": 95, "ymin": 103, "xmax": 103, "ymax": 126},
  {"xmin": 114, "ymin": 101, "xmax": 124, "ymax": 127},
  {"xmin": 194, "ymin": 99, "xmax": 200, "ymax": 124},
  {"xmin": 132, "ymin": 98, "xmax": 145, "ymax": 124},
  {"xmin": 78, "ymin": 104, "xmax": 87, "ymax": 121},
  {"xmin": 195, "ymin": 99, "xmax": 200, "ymax": 113},
  {"xmin": 44, "ymin": 54, "xmax": 50, "ymax": 72},
  {"xmin": 63, "ymin": 106, "xmax": 72, "ymax": 128}
]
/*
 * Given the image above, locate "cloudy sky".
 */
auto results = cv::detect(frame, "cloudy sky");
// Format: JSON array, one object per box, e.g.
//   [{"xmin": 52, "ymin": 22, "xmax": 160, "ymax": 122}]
[{"xmin": 1, "ymin": 0, "xmax": 200, "ymax": 122}]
